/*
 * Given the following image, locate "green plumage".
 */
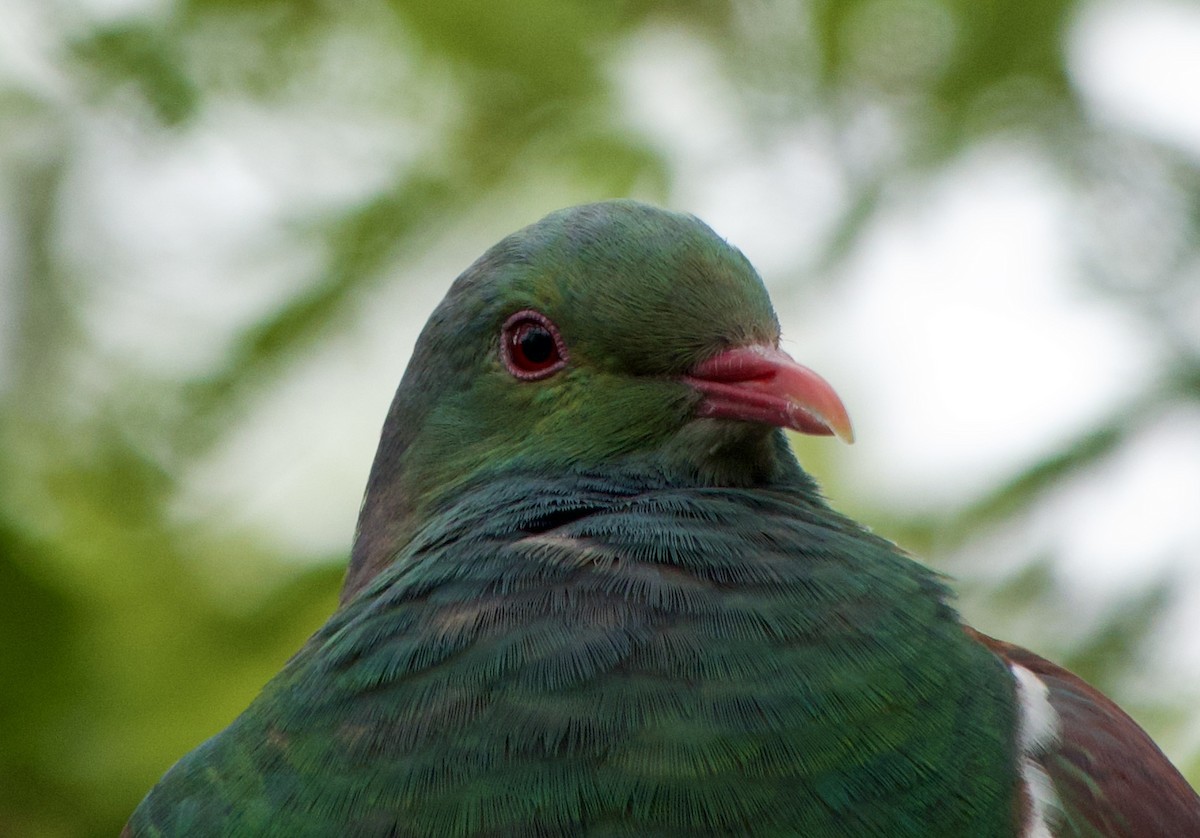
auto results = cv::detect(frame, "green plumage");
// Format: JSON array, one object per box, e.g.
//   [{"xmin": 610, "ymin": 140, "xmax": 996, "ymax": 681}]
[
  {"xmin": 130, "ymin": 469, "xmax": 1019, "ymax": 835},
  {"xmin": 128, "ymin": 201, "xmax": 1025, "ymax": 836}
]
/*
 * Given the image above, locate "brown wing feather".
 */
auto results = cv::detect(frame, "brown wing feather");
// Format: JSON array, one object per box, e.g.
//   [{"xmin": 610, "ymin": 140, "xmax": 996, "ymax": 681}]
[{"xmin": 969, "ymin": 628, "xmax": 1200, "ymax": 837}]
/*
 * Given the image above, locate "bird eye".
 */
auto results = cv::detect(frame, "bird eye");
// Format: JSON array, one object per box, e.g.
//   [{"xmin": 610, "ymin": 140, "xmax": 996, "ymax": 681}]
[{"xmin": 501, "ymin": 310, "xmax": 567, "ymax": 380}]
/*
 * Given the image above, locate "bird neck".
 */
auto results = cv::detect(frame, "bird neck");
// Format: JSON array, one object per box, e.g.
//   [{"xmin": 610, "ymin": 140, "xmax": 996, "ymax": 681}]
[{"xmin": 345, "ymin": 423, "xmax": 816, "ymax": 604}]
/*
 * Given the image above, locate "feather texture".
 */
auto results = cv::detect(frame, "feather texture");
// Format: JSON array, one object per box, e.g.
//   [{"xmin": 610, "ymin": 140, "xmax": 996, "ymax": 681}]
[
  {"xmin": 128, "ymin": 468, "xmax": 1020, "ymax": 836},
  {"xmin": 971, "ymin": 630, "xmax": 1200, "ymax": 837},
  {"xmin": 126, "ymin": 200, "xmax": 1199, "ymax": 836}
]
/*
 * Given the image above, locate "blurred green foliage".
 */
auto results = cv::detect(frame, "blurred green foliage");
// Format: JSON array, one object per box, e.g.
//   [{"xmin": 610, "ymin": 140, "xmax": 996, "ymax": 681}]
[{"xmin": 1, "ymin": 0, "xmax": 1197, "ymax": 834}]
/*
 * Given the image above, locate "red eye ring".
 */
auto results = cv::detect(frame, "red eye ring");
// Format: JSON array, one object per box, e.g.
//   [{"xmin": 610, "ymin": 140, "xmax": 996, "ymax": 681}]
[{"xmin": 500, "ymin": 310, "xmax": 568, "ymax": 380}]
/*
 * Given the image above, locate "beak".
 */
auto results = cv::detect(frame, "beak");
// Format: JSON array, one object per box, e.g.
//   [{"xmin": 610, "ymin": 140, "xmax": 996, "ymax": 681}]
[{"xmin": 683, "ymin": 344, "xmax": 854, "ymax": 443}]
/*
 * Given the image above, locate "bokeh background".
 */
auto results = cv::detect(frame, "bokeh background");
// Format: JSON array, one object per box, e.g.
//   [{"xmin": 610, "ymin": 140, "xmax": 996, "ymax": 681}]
[{"xmin": 2, "ymin": 0, "xmax": 1199, "ymax": 834}]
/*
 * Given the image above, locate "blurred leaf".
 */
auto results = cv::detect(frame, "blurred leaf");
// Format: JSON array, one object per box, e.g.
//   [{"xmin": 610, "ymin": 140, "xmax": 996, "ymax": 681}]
[
  {"xmin": 72, "ymin": 23, "xmax": 199, "ymax": 125},
  {"xmin": 1061, "ymin": 580, "xmax": 1172, "ymax": 691},
  {"xmin": 0, "ymin": 521, "xmax": 86, "ymax": 836},
  {"xmin": 949, "ymin": 413, "xmax": 1130, "ymax": 538}
]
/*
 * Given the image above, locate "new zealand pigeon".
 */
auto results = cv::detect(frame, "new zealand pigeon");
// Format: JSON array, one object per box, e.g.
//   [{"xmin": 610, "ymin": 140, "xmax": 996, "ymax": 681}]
[{"xmin": 126, "ymin": 200, "xmax": 1200, "ymax": 836}]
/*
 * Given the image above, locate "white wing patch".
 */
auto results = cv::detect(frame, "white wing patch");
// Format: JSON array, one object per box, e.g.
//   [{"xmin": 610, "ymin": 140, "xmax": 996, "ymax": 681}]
[{"xmin": 1011, "ymin": 663, "xmax": 1063, "ymax": 838}]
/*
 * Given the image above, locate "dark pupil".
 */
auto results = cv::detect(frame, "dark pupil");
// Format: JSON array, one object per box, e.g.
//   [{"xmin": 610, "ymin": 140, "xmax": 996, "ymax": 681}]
[{"xmin": 519, "ymin": 327, "xmax": 554, "ymax": 364}]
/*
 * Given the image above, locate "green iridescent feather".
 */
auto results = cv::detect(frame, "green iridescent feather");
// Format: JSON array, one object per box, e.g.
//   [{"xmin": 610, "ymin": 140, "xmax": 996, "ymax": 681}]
[
  {"xmin": 129, "ymin": 468, "xmax": 1019, "ymax": 836},
  {"xmin": 128, "ymin": 200, "xmax": 1038, "ymax": 835}
]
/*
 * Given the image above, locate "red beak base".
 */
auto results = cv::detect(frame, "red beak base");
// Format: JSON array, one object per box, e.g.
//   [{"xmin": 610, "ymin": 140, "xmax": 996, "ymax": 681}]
[{"xmin": 682, "ymin": 344, "xmax": 854, "ymax": 443}]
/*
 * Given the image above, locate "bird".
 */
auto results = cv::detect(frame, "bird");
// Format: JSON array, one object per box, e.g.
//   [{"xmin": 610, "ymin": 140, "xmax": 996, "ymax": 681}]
[{"xmin": 126, "ymin": 200, "xmax": 1200, "ymax": 836}]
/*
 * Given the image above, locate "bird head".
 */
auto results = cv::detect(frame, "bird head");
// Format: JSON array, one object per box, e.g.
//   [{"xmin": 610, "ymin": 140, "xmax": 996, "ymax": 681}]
[{"xmin": 347, "ymin": 200, "xmax": 852, "ymax": 599}]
